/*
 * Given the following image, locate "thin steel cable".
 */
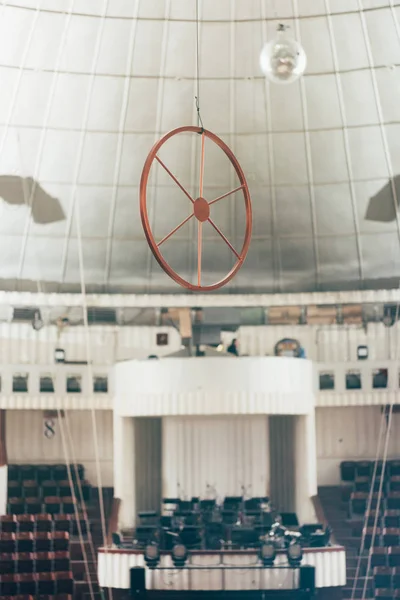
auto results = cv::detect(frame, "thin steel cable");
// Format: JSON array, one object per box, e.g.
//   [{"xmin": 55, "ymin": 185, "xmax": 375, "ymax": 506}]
[
  {"xmin": 260, "ymin": 0, "xmax": 281, "ymax": 291},
  {"xmin": 195, "ymin": 0, "xmax": 203, "ymax": 130},
  {"xmin": 64, "ymin": 410, "xmax": 98, "ymax": 568},
  {"xmin": 74, "ymin": 202, "xmax": 113, "ymax": 600},
  {"xmin": 59, "ymin": 0, "xmax": 110, "ymax": 286},
  {"xmin": 0, "ymin": 0, "xmax": 43, "ymax": 161},
  {"xmin": 17, "ymin": 0, "xmax": 78, "ymax": 281},
  {"xmin": 57, "ymin": 408, "xmax": 95, "ymax": 600},
  {"xmin": 292, "ymin": 0, "xmax": 321, "ymax": 290},
  {"xmin": 324, "ymin": 0, "xmax": 364, "ymax": 284},
  {"xmin": 350, "ymin": 408, "xmax": 386, "ymax": 600},
  {"xmin": 104, "ymin": 0, "xmax": 141, "ymax": 285}
]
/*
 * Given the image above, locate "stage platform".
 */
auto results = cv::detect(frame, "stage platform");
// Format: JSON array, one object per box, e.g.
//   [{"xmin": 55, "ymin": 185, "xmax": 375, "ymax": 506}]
[{"xmin": 97, "ymin": 546, "xmax": 346, "ymax": 591}]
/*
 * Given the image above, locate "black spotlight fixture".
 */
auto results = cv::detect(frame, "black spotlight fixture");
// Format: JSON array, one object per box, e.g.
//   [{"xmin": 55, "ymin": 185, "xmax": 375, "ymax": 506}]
[
  {"xmin": 54, "ymin": 348, "xmax": 66, "ymax": 363},
  {"xmin": 32, "ymin": 310, "xmax": 44, "ymax": 331},
  {"xmin": 144, "ymin": 542, "xmax": 160, "ymax": 569},
  {"xmin": 259, "ymin": 541, "xmax": 276, "ymax": 566},
  {"xmin": 171, "ymin": 543, "xmax": 188, "ymax": 568},
  {"xmin": 287, "ymin": 542, "xmax": 303, "ymax": 567}
]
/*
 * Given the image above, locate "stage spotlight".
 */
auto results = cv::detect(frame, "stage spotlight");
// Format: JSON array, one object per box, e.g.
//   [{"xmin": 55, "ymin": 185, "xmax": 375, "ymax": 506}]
[
  {"xmin": 259, "ymin": 541, "xmax": 276, "ymax": 566},
  {"xmin": 144, "ymin": 543, "xmax": 160, "ymax": 568},
  {"xmin": 32, "ymin": 310, "xmax": 44, "ymax": 331},
  {"xmin": 172, "ymin": 543, "xmax": 188, "ymax": 568},
  {"xmin": 260, "ymin": 24, "xmax": 306, "ymax": 85},
  {"xmin": 287, "ymin": 542, "xmax": 303, "ymax": 567},
  {"xmin": 54, "ymin": 348, "xmax": 65, "ymax": 363}
]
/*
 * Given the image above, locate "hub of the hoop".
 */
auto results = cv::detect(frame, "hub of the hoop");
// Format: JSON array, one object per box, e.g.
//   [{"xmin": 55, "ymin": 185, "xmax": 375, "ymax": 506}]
[{"xmin": 193, "ymin": 197, "xmax": 210, "ymax": 222}]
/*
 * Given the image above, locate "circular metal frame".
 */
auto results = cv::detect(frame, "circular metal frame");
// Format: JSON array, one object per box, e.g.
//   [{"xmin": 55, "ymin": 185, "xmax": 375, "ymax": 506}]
[{"xmin": 140, "ymin": 126, "xmax": 252, "ymax": 292}]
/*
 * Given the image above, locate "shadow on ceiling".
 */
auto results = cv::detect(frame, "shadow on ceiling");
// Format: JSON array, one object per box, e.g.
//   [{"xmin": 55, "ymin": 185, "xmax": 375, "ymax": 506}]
[
  {"xmin": 366, "ymin": 176, "xmax": 400, "ymax": 223},
  {"xmin": 0, "ymin": 175, "xmax": 65, "ymax": 224}
]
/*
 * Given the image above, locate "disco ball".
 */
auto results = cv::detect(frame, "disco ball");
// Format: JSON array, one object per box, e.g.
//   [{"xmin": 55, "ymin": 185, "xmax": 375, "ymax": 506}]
[{"xmin": 260, "ymin": 24, "xmax": 307, "ymax": 85}]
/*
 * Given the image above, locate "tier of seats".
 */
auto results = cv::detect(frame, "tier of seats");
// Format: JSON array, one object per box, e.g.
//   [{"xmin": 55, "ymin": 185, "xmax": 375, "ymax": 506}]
[
  {"xmin": 341, "ymin": 460, "xmax": 400, "ymax": 597},
  {"xmin": 0, "ymin": 572, "xmax": 73, "ymax": 596},
  {"xmin": 0, "ymin": 514, "xmax": 87, "ymax": 536},
  {"xmin": 0, "ymin": 526, "xmax": 73, "ymax": 598}
]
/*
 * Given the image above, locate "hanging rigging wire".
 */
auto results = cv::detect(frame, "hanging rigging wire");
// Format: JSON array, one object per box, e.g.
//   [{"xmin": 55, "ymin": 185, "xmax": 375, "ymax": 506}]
[
  {"xmin": 195, "ymin": 0, "xmax": 204, "ymax": 132},
  {"xmin": 57, "ymin": 408, "xmax": 96, "ymax": 600},
  {"xmin": 59, "ymin": 0, "xmax": 114, "ymax": 597}
]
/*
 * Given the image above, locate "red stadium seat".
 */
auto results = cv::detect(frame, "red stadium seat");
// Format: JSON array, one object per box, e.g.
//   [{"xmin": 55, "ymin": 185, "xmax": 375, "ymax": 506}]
[
  {"xmin": 16, "ymin": 573, "xmax": 36, "ymax": 595},
  {"xmin": 0, "ymin": 573, "xmax": 18, "ymax": 595},
  {"xmin": 364, "ymin": 526, "xmax": 381, "ymax": 549},
  {"xmin": 371, "ymin": 547, "xmax": 387, "ymax": 568},
  {"xmin": 388, "ymin": 476, "xmax": 400, "ymax": 493},
  {"xmin": 340, "ymin": 461, "xmax": 356, "ymax": 482},
  {"xmin": 34, "ymin": 551, "xmax": 53, "ymax": 573},
  {"xmin": 8, "ymin": 498, "xmax": 25, "ymax": 515},
  {"xmin": 384, "ymin": 510, "xmax": 400, "ymax": 529},
  {"xmin": 34, "ymin": 533, "xmax": 51, "ymax": 553},
  {"xmin": 22, "ymin": 481, "xmax": 39, "ymax": 498},
  {"xmin": 55, "ymin": 571, "xmax": 74, "ymax": 595},
  {"xmin": 54, "ymin": 551, "xmax": 70, "ymax": 572},
  {"xmin": 383, "ymin": 527, "xmax": 400, "ymax": 547},
  {"xmin": 34, "ymin": 514, "xmax": 52, "ymax": 533},
  {"xmin": 0, "ymin": 553, "xmax": 15, "ymax": 575},
  {"xmin": 0, "ymin": 515, "xmax": 17, "ymax": 534},
  {"xmin": 19, "ymin": 466, "xmax": 36, "ymax": 482},
  {"xmin": 374, "ymin": 566, "xmax": 393, "ymax": 588},
  {"xmin": 388, "ymin": 546, "xmax": 400, "ymax": 567},
  {"xmin": 61, "ymin": 497, "xmax": 75, "ymax": 515},
  {"xmin": 42, "ymin": 481, "xmax": 58, "ymax": 498},
  {"xmin": 7, "ymin": 465, "xmax": 20, "ymax": 481},
  {"xmin": 375, "ymin": 588, "xmax": 395, "ymax": 599},
  {"xmin": 8, "ymin": 481, "xmax": 22, "ymax": 499},
  {"xmin": 0, "ymin": 533, "xmax": 16, "ymax": 553},
  {"xmin": 44, "ymin": 497, "xmax": 61, "ymax": 515},
  {"xmin": 52, "ymin": 465, "xmax": 68, "ymax": 482},
  {"xmin": 16, "ymin": 552, "xmax": 34, "ymax": 574},
  {"xmin": 16, "ymin": 515, "xmax": 34, "ymax": 533},
  {"xmin": 58, "ymin": 481, "xmax": 72, "ymax": 498},
  {"xmin": 24, "ymin": 498, "xmax": 42, "ymax": 515},
  {"xmin": 36, "ymin": 466, "xmax": 52, "ymax": 484},
  {"xmin": 54, "ymin": 515, "xmax": 71, "ymax": 533},
  {"xmin": 16, "ymin": 533, "xmax": 34, "ymax": 553},
  {"xmin": 37, "ymin": 572, "xmax": 55, "ymax": 595},
  {"xmin": 387, "ymin": 493, "xmax": 400, "ymax": 511},
  {"xmin": 356, "ymin": 460, "xmax": 372, "ymax": 478},
  {"xmin": 53, "ymin": 532, "xmax": 69, "ymax": 552}
]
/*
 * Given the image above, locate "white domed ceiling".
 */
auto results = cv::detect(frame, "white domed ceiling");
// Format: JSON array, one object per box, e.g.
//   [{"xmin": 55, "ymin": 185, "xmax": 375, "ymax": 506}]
[{"xmin": 0, "ymin": 0, "xmax": 399, "ymax": 294}]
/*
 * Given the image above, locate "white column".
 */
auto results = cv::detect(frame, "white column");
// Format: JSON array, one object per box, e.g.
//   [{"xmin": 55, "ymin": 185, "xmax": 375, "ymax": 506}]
[
  {"xmin": 113, "ymin": 413, "xmax": 135, "ymax": 529},
  {"xmin": 294, "ymin": 411, "xmax": 318, "ymax": 523}
]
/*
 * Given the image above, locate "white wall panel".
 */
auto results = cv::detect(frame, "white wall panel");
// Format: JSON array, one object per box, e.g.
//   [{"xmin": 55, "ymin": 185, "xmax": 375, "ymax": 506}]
[
  {"xmin": 162, "ymin": 415, "xmax": 269, "ymax": 499},
  {"xmin": 0, "ymin": 323, "xmax": 181, "ymax": 365},
  {"xmin": 316, "ymin": 406, "xmax": 400, "ymax": 485},
  {"xmin": 0, "ymin": 465, "xmax": 6, "ymax": 515},
  {"xmin": 227, "ymin": 322, "xmax": 397, "ymax": 362},
  {"xmin": 6, "ymin": 409, "xmax": 114, "ymax": 486}
]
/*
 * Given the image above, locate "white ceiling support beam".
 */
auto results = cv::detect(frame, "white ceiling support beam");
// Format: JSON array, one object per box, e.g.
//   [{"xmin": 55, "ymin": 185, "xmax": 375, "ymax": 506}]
[{"xmin": 1, "ymin": 289, "xmax": 400, "ymax": 309}]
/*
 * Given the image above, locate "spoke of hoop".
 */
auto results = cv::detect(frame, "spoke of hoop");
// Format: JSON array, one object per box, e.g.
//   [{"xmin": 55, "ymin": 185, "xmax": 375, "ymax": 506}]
[
  {"xmin": 155, "ymin": 155, "xmax": 194, "ymax": 204},
  {"xmin": 197, "ymin": 221, "xmax": 202, "ymax": 286},
  {"xmin": 209, "ymin": 184, "xmax": 245, "ymax": 206},
  {"xmin": 199, "ymin": 132, "xmax": 205, "ymax": 197},
  {"xmin": 157, "ymin": 213, "xmax": 194, "ymax": 247},
  {"xmin": 208, "ymin": 218, "xmax": 240, "ymax": 260}
]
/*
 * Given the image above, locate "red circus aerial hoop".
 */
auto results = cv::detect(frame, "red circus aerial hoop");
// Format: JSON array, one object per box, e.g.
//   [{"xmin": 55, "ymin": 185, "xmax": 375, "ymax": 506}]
[{"xmin": 140, "ymin": 125, "xmax": 252, "ymax": 292}]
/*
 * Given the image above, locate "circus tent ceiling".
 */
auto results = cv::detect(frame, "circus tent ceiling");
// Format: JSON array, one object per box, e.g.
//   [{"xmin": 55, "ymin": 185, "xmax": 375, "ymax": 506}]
[{"xmin": 0, "ymin": 0, "xmax": 399, "ymax": 294}]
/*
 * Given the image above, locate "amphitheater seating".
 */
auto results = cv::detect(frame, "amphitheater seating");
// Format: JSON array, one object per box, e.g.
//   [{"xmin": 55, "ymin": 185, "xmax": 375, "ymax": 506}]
[
  {"xmin": 341, "ymin": 459, "xmax": 400, "ymax": 597},
  {"xmin": 0, "ymin": 464, "xmax": 91, "ymax": 599}
]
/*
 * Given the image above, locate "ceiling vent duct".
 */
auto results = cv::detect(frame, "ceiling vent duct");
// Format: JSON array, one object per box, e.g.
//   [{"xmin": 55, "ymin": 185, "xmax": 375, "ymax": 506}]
[
  {"xmin": 13, "ymin": 307, "xmax": 39, "ymax": 322},
  {"xmin": 87, "ymin": 307, "xmax": 117, "ymax": 325}
]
